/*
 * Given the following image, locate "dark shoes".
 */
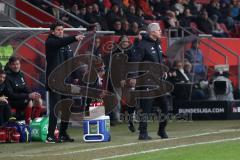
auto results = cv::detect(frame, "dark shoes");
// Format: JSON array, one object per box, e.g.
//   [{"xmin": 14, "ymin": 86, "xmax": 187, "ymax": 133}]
[
  {"xmin": 158, "ymin": 130, "xmax": 168, "ymax": 139},
  {"xmin": 46, "ymin": 134, "xmax": 74, "ymax": 143},
  {"xmin": 45, "ymin": 136, "xmax": 62, "ymax": 144},
  {"xmin": 128, "ymin": 123, "xmax": 136, "ymax": 132},
  {"xmin": 138, "ymin": 134, "xmax": 152, "ymax": 140},
  {"xmin": 59, "ymin": 134, "xmax": 74, "ymax": 142},
  {"xmin": 138, "ymin": 131, "xmax": 168, "ymax": 140}
]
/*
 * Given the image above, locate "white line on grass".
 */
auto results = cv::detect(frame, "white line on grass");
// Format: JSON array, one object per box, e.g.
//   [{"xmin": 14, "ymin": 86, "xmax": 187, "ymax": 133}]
[
  {"xmin": 93, "ymin": 137, "xmax": 240, "ymax": 160},
  {"xmin": 6, "ymin": 129, "xmax": 240, "ymax": 157}
]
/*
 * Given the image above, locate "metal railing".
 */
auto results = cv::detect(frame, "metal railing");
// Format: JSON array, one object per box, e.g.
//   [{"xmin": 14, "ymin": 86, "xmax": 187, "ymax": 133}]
[
  {"xmin": 167, "ymin": 25, "xmax": 240, "ymax": 90},
  {"xmin": 167, "ymin": 26, "xmax": 228, "ymax": 64},
  {"xmin": 2, "ymin": 0, "xmax": 50, "ymax": 25},
  {"xmin": 0, "ymin": 27, "xmax": 87, "ymax": 91},
  {"xmin": 41, "ymin": 0, "xmax": 92, "ymax": 28}
]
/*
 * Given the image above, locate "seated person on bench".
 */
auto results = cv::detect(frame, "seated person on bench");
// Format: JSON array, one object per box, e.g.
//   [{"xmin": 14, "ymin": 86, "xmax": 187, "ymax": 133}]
[
  {"xmin": 5, "ymin": 56, "xmax": 43, "ymax": 125},
  {"xmin": 0, "ymin": 69, "xmax": 11, "ymax": 126},
  {"xmin": 170, "ymin": 60, "xmax": 207, "ymax": 100}
]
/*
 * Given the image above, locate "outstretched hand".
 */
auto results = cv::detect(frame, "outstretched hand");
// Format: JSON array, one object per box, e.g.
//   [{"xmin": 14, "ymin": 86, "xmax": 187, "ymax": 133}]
[{"xmin": 75, "ymin": 34, "xmax": 85, "ymax": 41}]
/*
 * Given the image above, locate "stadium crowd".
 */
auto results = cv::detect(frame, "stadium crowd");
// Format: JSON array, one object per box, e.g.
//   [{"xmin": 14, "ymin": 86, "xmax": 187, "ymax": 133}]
[{"xmin": 28, "ymin": 0, "xmax": 240, "ymax": 37}]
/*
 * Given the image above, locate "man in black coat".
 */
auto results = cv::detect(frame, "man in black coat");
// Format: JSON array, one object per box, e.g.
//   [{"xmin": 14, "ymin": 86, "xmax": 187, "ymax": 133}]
[
  {"xmin": 129, "ymin": 23, "xmax": 170, "ymax": 140},
  {"xmin": 45, "ymin": 21, "xmax": 84, "ymax": 143},
  {"xmin": 0, "ymin": 69, "xmax": 11, "ymax": 126},
  {"xmin": 5, "ymin": 56, "xmax": 43, "ymax": 125}
]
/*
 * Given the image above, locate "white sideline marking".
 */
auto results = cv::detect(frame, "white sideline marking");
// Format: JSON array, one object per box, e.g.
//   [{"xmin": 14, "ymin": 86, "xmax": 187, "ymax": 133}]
[
  {"xmin": 5, "ymin": 129, "xmax": 240, "ymax": 157},
  {"xmin": 93, "ymin": 137, "xmax": 240, "ymax": 160}
]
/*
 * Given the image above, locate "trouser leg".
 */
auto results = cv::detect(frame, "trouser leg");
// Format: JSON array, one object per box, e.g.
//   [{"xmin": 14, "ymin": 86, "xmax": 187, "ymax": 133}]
[
  {"xmin": 157, "ymin": 96, "xmax": 170, "ymax": 132},
  {"xmin": 138, "ymin": 99, "xmax": 153, "ymax": 135},
  {"xmin": 127, "ymin": 106, "xmax": 135, "ymax": 125},
  {"xmin": 47, "ymin": 91, "xmax": 61, "ymax": 138}
]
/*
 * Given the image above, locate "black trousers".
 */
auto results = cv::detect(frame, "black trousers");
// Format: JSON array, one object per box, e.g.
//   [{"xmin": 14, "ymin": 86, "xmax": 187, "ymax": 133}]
[
  {"xmin": 0, "ymin": 103, "xmax": 11, "ymax": 126},
  {"xmin": 138, "ymin": 95, "xmax": 170, "ymax": 135},
  {"xmin": 127, "ymin": 106, "xmax": 135, "ymax": 125},
  {"xmin": 47, "ymin": 90, "xmax": 71, "ymax": 138}
]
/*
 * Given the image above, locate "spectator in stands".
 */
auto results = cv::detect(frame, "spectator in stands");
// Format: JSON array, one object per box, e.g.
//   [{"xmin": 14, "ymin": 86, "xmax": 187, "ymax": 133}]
[
  {"xmin": 164, "ymin": 10, "xmax": 179, "ymax": 37},
  {"xmin": 211, "ymin": 15, "xmax": 229, "ymax": 37},
  {"xmin": 179, "ymin": 8, "xmax": 199, "ymax": 35},
  {"xmin": 0, "ymin": 69, "xmax": 11, "ymax": 126},
  {"xmin": 136, "ymin": 0, "xmax": 156, "ymax": 19},
  {"xmin": 195, "ymin": 10, "xmax": 214, "ymax": 34},
  {"xmin": 78, "ymin": 4, "xmax": 87, "ymax": 20},
  {"xmin": 106, "ymin": 4, "xmax": 123, "ymax": 30},
  {"xmin": 45, "ymin": 21, "xmax": 84, "ymax": 143},
  {"xmin": 174, "ymin": 0, "xmax": 185, "ymax": 16},
  {"xmin": 135, "ymin": 8, "xmax": 147, "ymax": 28},
  {"xmin": 220, "ymin": 2, "xmax": 235, "ymax": 30},
  {"xmin": 187, "ymin": 0, "xmax": 201, "ymax": 16},
  {"xmin": 184, "ymin": 60, "xmax": 194, "ymax": 81},
  {"xmin": 180, "ymin": 8, "xmax": 195, "ymax": 28},
  {"xmin": 184, "ymin": 60, "xmax": 209, "ymax": 100},
  {"xmin": 129, "ymin": 22, "xmax": 139, "ymax": 35},
  {"xmin": 185, "ymin": 40, "xmax": 207, "ymax": 82},
  {"xmin": 170, "ymin": 60, "xmax": 191, "ymax": 99},
  {"xmin": 164, "ymin": 10, "xmax": 179, "ymax": 28},
  {"xmin": 122, "ymin": 19, "xmax": 131, "ymax": 35},
  {"xmin": 171, "ymin": 60, "xmax": 207, "ymax": 100},
  {"xmin": 59, "ymin": 5, "xmax": 70, "ymax": 23},
  {"xmin": 206, "ymin": 0, "xmax": 222, "ymax": 19},
  {"xmin": 94, "ymin": 0, "xmax": 106, "ymax": 13},
  {"xmin": 171, "ymin": 60, "xmax": 190, "ymax": 83},
  {"xmin": 5, "ymin": 56, "xmax": 43, "ymax": 125},
  {"xmin": 126, "ymin": 5, "xmax": 138, "ymax": 24},
  {"xmin": 92, "ymin": 3, "xmax": 108, "ymax": 30},
  {"xmin": 85, "ymin": 4, "xmax": 95, "ymax": 23},
  {"xmin": 68, "ymin": 3, "xmax": 81, "ymax": 27},
  {"xmin": 230, "ymin": 0, "xmax": 240, "ymax": 19},
  {"xmin": 51, "ymin": 0, "xmax": 61, "ymax": 18},
  {"xmin": 113, "ymin": 20, "xmax": 123, "ymax": 35}
]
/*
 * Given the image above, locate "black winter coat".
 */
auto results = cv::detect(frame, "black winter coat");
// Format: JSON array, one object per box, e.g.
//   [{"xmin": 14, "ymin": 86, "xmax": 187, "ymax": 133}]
[
  {"xmin": 45, "ymin": 34, "xmax": 77, "ymax": 88},
  {"xmin": 0, "ymin": 82, "xmax": 8, "ymax": 97},
  {"xmin": 129, "ymin": 35, "xmax": 163, "ymax": 63},
  {"xmin": 5, "ymin": 70, "xmax": 31, "ymax": 100}
]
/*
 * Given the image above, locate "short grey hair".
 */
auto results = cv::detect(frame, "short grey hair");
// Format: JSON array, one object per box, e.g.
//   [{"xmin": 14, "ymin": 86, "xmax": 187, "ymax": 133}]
[{"xmin": 147, "ymin": 23, "xmax": 161, "ymax": 32}]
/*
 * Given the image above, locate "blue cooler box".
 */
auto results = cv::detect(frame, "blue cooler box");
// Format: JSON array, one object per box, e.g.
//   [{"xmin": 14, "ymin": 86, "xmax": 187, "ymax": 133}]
[{"xmin": 83, "ymin": 115, "xmax": 111, "ymax": 142}]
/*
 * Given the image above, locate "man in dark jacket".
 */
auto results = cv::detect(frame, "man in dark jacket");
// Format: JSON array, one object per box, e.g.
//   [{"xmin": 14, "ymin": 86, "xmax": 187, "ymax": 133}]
[
  {"xmin": 0, "ymin": 69, "xmax": 11, "ymax": 126},
  {"xmin": 45, "ymin": 21, "xmax": 84, "ymax": 143},
  {"xmin": 5, "ymin": 56, "xmax": 43, "ymax": 125},
  {"xmin": 129, "ymin": 23, "xmax": 170, "ymax": 140}
]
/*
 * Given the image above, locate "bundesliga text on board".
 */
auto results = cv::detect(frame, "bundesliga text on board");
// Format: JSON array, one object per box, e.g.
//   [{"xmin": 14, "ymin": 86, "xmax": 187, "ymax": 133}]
[
  {"xmin": 179, "ymin": 108, "xmax": 225, "ymax": 114},
  {"xmin": 232, "ymin": 107, "xmax": 240, "ymax": 113}
]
